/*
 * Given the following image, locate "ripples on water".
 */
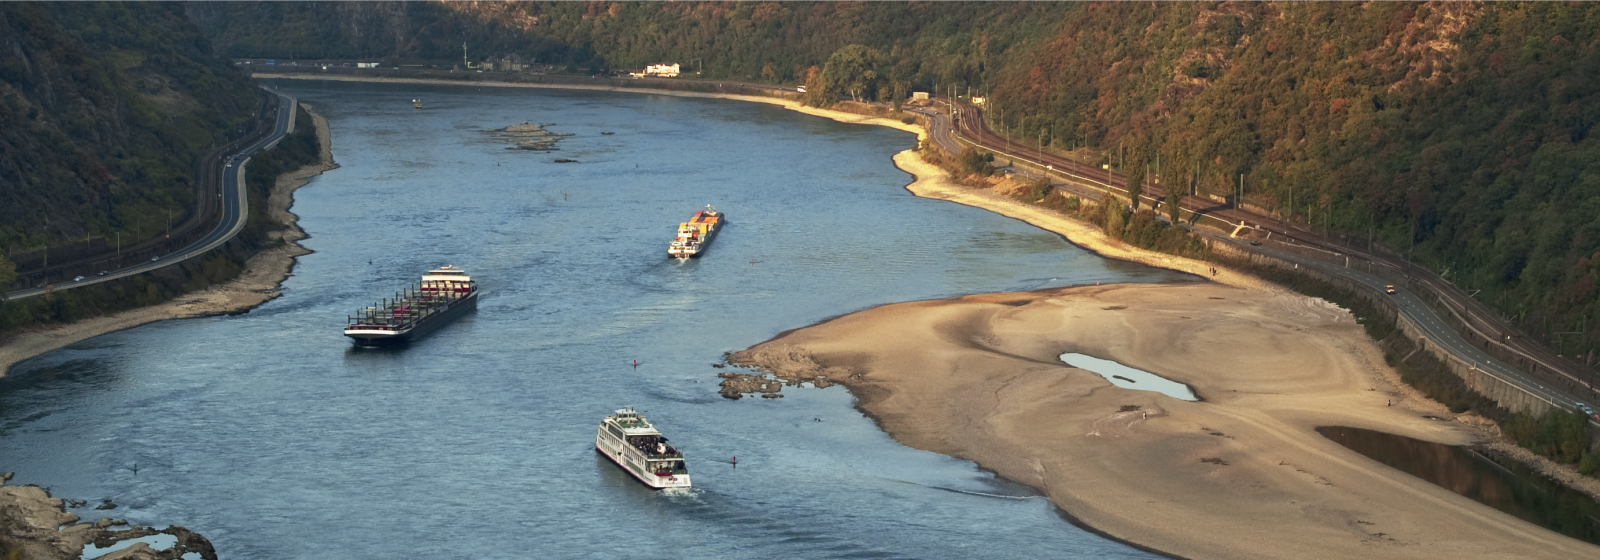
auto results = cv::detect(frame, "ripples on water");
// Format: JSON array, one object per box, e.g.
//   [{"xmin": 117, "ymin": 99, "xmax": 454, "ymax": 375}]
[{"xmin": 2, "ymin": 80, "xmax": 1193, "ymax": 559}]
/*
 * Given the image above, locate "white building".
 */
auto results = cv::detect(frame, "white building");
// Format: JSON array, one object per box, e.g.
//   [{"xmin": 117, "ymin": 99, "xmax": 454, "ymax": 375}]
[{"xmin": 645, "ymin": 63, "xmax": 680, "ymax": 77}]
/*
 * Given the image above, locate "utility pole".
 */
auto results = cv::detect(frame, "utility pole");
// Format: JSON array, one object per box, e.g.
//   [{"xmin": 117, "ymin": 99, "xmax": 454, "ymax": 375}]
[{"xmin": 116, "ymin": 232, "xmax": 121, "ymax": 265}]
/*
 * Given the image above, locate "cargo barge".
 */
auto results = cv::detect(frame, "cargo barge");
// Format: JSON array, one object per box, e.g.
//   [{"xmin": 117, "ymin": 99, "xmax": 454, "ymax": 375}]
[
  {"xmin": 595, "ymin": 408, "xmax": 692, "ymax": 489},
  {"xmin": 344, "ymin": 265, "xmax": 478, "ymax": 346},
  {"xmin": 667, "ymin": 205, "xmax": 724, "ymax": 259}
]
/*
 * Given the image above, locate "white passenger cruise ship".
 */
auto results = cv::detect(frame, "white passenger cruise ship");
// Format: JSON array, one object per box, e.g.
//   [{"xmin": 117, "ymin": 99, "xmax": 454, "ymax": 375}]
[{"xmin": 595, "ymin": 408, "xmax": 691, "ymax": 489}]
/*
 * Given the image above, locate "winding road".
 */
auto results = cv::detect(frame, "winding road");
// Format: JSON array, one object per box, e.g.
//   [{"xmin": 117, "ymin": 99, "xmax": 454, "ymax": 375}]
[
  {"xmin": 910, "ymin": 98, "xmax": 1600, "ymax": 420},
  {"xmin": 4, "ymin": 88, "xmax": 297, "ymax": 302}
]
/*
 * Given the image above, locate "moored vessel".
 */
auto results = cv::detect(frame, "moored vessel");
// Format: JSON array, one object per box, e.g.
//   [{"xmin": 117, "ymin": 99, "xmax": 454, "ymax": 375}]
[
  {"xmin": 595, "ymin": 408, "xmax": 691, "ymax": 489},
  {"xmin": 344, "ymin": 265, "xmax": 478, "ymax": 346},
  {"xmin": 667, "ymin": 205, "xmax": 724, "ymax": 259}
]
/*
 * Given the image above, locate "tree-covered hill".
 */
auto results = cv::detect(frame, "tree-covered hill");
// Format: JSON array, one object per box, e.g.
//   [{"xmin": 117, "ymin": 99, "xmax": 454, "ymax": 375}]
[
  {"xmin": 187, "ymin": 1, "xmax": 1070, "ymax": 85},
  {"xmin": 0, "ymin": 2, "xmax": 259, "ymax": 268},
  {"xmin": 983, "ymin": 2, "xmax": 1600, "ymax": 358}
]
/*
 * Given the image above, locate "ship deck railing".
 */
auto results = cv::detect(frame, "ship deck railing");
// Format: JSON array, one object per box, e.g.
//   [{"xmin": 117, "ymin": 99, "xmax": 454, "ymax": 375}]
[{"xmin": 347, "ymin": 290, "xmax": 471, "ymax": 329}]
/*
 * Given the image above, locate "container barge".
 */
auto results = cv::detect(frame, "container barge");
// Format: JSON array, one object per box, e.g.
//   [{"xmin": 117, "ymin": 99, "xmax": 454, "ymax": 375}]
[
  {"xmin": 344, "ymin": 265, "xmax": 478, "ymax": 346},
  {"xmin": 667, "ymin": 205, "xmax": 724, "ymax": 259}
]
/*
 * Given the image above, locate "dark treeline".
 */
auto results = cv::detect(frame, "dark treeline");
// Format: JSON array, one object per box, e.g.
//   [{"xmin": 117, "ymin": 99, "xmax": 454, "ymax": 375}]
[
  {"xmin": 0, "ymin": 3, "xmax": 260, "ymax": 275},
  {"xmin": 187, "ymin": 2, "xmax": 1069, "ymax": 87}
]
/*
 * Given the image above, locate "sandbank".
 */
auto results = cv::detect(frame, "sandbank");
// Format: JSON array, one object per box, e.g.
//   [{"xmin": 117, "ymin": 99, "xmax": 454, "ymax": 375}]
[
  {"xmin": 0, "ymin": 106, "xmax": 337, "ymax": 377},
  {"xmin": 731, "ymin": 283, "xmax": 1599, "ymax": 558}
]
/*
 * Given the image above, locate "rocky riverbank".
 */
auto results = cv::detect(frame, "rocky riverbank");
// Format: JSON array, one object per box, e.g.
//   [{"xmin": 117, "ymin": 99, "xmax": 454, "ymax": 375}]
[
  {"xmin": 0, "ymin": 105, "xmax": 337, "ymax": 377},
  {"xmin": 0, "ymin": 473, "xmax": 215, "ymax": 560}
]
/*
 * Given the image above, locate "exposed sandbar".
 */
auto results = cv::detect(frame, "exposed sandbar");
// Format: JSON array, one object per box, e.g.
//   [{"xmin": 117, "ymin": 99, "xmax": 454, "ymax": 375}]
[{"xmin": 731, "ymin": 282, "xmax": 1598, "ymax": 559}]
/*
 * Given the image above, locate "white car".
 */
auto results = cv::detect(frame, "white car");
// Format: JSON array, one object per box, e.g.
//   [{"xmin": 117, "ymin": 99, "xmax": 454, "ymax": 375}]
[{"xmin": 74, "ymin": 276, "xmax": 85, "ymax": 282}]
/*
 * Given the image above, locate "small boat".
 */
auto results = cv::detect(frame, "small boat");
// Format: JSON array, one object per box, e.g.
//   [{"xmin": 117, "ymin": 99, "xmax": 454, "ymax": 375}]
[
  {"xmin": 595, "ymin": 408, "xmax": 691, "ymax": 489},
  {"xmin": 667, "ymin": 205, "xmax": 724, "ymax": 259},
  {"xmin": 413, "ymin": 98, "xmax": 423, "ymax": 109}
]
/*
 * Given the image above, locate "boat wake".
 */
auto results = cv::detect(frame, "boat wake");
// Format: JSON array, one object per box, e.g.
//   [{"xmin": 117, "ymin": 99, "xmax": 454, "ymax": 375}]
[
  {"xmin": 882, "ymin": 477, "xmax": 1038, "ymax": 501},
  {"xmin": 927, "ymin": 485, "xmax": 1037, "ymax": 501}
]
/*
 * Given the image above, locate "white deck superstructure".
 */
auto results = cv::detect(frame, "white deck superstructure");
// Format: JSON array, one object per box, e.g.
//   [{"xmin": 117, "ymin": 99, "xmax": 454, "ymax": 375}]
[{"xmin": 595, "ymin": 408, "xmax": 691, "ymax": 489}]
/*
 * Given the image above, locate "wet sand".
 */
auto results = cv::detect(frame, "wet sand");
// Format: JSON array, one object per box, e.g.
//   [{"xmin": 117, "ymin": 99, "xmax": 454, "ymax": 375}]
[
  {"xmin": 0, "ymin": 106, "xmax": 337, "ymax": 377},
  {"xmin": 731, "ymin": 283, "xmax": 1599, "ymax": 558}
]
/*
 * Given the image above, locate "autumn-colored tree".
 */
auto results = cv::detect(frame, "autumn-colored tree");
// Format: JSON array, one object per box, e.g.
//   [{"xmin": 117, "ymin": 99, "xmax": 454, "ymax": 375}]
[{"xmin": 817, "ymin": 44, "xmax": 883, "ymax": 104}]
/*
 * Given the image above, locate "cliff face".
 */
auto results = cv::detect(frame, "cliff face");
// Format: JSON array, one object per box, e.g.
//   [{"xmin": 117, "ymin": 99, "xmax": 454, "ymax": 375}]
[{"xmin": 0, "ymin": 3, "xmax": 258, "ymax": 260}]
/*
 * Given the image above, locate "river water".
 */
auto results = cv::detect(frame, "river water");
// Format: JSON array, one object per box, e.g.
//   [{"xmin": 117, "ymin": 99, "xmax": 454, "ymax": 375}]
[{"xmin": 2, "ymin": 80, "xmax": 1193, "ymax": 559}]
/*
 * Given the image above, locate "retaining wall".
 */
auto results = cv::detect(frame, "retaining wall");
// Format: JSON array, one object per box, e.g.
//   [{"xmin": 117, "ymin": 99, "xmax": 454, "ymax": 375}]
[{"xmin": 1206, "ymin": 240, "xmax": 1558, "ymax": 419}]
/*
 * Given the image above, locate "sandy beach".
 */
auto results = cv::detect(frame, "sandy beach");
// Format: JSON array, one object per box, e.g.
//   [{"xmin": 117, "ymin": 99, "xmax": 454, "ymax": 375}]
[
  {"xmin": 731, "ymin": 283, "xmax": 1597, "ymax": 559},
  {"xmin": 0, "ymin": 106, "xmax": 337, "ymax": 377}
]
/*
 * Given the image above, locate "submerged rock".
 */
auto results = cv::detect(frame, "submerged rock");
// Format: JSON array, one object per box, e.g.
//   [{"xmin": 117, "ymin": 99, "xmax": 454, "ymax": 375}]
[
  {"xmin": 487, "ymin": 121, "xmax": 574, "ymax": 152},
  {"xmin": 717, "ymin": 372, "xmax": 786, "ymax": 399}
]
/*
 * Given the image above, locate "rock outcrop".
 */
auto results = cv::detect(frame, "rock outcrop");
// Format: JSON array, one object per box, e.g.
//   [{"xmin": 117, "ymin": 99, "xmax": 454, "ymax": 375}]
[{"xmin": 0, "ymin": 472, "xmax": 216, "ymax": 560}]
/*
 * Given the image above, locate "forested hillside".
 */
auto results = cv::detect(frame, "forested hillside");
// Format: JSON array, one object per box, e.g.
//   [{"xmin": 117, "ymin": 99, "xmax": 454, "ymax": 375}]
[
  {"xmin": 0, "ymin": 3, "xmax": 259, "ymax": 274},
  {"xmin": 983, "ymin": 2, "xmax": 1600, "ymax": 358},
  {"xmin": 188, "ymin": 2, "xmax": 1068, "ymax": 85}
]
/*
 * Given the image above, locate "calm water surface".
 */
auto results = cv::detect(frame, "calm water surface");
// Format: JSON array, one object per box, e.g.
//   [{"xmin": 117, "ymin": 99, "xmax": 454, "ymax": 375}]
[
  {"xmin": 4, "ymin": 80, "xmax": 1193, "ymax": 559},
  {"xmin": 1319, "ymin": 426, "xmax": 1600, "ymax": 544}
]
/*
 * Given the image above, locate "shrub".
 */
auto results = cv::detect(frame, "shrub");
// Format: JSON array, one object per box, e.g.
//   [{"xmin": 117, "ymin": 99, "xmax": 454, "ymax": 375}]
[{"xmin": 959, "ymin": 147, "xmax": 996, "ymax": 176}]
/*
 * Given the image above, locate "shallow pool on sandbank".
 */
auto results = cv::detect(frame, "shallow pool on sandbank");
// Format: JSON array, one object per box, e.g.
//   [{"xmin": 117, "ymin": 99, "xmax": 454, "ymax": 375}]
[
  {"xmin": 1318, "ymin": 425, "xmax": 1600, "ymax": 544},
  {"xmin": 1059, "ymin": 353, "xmax": 1197, "ymax": 401}
]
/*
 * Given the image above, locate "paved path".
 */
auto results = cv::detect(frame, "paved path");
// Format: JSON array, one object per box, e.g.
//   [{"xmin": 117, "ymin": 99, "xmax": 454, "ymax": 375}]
[{"xmin": 4, "ymin": 88, "xmax": 296, "ymax": 301}]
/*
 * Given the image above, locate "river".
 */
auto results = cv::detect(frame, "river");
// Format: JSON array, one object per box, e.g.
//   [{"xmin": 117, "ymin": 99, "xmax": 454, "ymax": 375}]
[{"xmin": 2, "ymin": 80, "xmax": 1194, "ymax": 559}]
